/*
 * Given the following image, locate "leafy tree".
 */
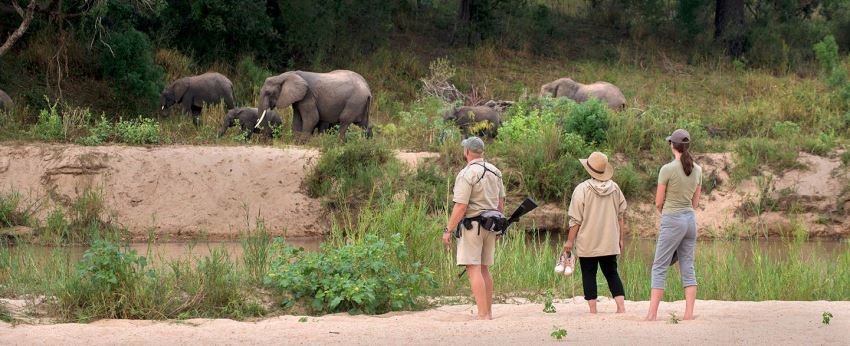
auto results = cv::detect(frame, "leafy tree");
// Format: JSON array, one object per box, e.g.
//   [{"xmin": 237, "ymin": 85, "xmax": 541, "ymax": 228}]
[
  {"xmin": 100, "ymin": 29, "xmax": 164, "ymax": 113},
  {"xmin": 158, "ymin": 0, "xmax": 277, "ymax": 64}
]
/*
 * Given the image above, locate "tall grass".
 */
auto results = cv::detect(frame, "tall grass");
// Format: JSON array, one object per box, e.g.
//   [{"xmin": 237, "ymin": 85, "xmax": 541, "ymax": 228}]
[{"xmin": 324, "ymin": 199, "xmax": 850, "ymax": 302}]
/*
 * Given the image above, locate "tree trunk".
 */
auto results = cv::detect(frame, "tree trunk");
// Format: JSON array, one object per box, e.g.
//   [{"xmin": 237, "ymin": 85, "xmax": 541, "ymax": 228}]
[
  {"xmin": 714, "ymin": 0, "xmax": 746, "ymax": 57},
  {"xmin": 0, "ymin": 1, "xmax": 38, "ymax": 57}
]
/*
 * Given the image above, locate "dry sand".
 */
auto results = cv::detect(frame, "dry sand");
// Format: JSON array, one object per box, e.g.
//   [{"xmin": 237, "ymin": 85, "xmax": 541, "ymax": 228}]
[
  {"xmin": 1, "ymin": 300, "xmax": 847, "ymax": 345},
  {"xmin": 0, "ymin": 144, "xmax": 440, "ymax": 239}
]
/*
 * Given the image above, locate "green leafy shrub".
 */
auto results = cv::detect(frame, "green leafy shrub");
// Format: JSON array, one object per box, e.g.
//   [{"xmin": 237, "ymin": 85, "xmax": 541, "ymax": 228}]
[
  {"xmin": 116, "ymin": 118, "xmax": 162, "ymax": 145},
  {"xmin": 100, "ymin": 29, "xmax": 165, "ymax": 114},
  {"xmin": 814, "ymin": 35, "xmax": 850, "ymax": 109},
  {"xmin": 264, "ymin": 234, "xmax": 435, "ymax": 314},
  {"xmin": 60, "ymin": 240, "xmax": 154, "ymax": 320},
  {"xmin": 234, "ymin": 57, "xmax": 272, "ymax": 105},
  {"xmin": 563, "ymin": 98, "xmax": 610, "ymax": 145},
  {"xmin": 306, "ymin": 136, "xmax": 395, "ymax": 202},
  {"xmin": 495, "ymin": 99, "xmax": 591, "ymax": 202},
  {"xmin": 79, "ymin": 116, "xmax": 114, "ymax": 146},
  {"xmin": 30, "ymin": 101, "xmax": 64, "ymax": 141},
  {"xmin": 612, "ymin": 163, "xmax": 645, "ymax": 200}
]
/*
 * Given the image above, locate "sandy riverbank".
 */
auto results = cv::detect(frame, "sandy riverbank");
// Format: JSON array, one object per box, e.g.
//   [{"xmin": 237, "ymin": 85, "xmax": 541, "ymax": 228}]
[{"xmin": 2, "ymin": 300, "xmax": 847, "ymax": 345}]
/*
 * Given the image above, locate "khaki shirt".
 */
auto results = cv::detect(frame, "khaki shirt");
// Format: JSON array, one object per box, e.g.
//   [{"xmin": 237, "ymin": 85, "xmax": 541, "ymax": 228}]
[
  {"xmin": 658, "ymin": 160, "xmax": 702, "ymax": 215},
  {"xmin": 568, "ymin": 179, "xmax": 627, "ymax": 257},
  {"xmin": 453, "ymin": 158, "xmax": 506, "ymax": 218}
]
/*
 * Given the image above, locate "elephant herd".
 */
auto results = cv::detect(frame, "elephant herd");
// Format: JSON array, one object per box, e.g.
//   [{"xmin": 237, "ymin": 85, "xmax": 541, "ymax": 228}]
[
  {"xmin": 0, "ymin": 70, "xmax": 625, "ymax": 141},
  {"xmin": 157, "ymin": 70, "xmax": 372, "ymax": 140},
  {"xmin": 444, "ymin": 77, "xmax": 625, "ymax": 139}
]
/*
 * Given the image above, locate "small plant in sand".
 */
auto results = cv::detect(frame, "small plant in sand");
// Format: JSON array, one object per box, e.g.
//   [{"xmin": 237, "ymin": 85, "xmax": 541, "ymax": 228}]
[
  {"xmin": 668, "ymin": 312, "xmax": 681, "ymax": 324},
  {"xmin": 822, "ymin": 311, "xmax": 833, "ymax": 325},
  {"xmin": 543, "ymin": 289, "xmax": 556, "ymax": 313},
  {"xmin": 550, "ymin": 326, "xmax": 568, "ymax": 341},
  {"xmin": 298, "ymin": 316, "xmax": 308, "ymax": 322}
]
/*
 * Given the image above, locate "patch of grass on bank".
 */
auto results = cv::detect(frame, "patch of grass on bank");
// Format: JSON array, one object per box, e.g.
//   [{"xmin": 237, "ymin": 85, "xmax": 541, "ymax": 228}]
[{"xmin": 324, "ymin": 199, "xmax": 850, "ymax": 302}]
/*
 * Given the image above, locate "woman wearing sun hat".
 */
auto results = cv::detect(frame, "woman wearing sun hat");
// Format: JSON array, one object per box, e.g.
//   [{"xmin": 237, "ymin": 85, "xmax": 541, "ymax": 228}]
[
  {"xmin": 558, "ymin": 151, "xmax": 628, "ymax": 314},
  {"xmin": 644, "ymin": 128, "xmax": 702, "ymax": 321}
]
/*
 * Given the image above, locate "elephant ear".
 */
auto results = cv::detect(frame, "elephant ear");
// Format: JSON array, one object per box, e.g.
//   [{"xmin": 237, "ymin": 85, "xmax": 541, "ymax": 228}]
[
  {"xmin": 173, "ymin": 77, "xmax": 191, "ymax": 102},
  {"xmin": 276, "ymin": 73, "xmax": 309, "ymax": 108},
  {"xmin": 541, "ymin": 81, "xmax": 558, "ymax": 97}
]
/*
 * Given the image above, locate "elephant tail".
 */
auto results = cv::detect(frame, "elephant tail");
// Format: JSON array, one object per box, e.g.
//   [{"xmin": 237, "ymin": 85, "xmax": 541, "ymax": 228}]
[{"xmin": 359, "ymin": 95, "xmax": 371, "ymax": 129}]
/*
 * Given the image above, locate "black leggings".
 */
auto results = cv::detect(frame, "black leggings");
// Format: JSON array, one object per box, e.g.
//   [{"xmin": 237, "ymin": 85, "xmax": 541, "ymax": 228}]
[{"xmin": 579, "ymin": 255, "xmax": 625, "ymax": 301}]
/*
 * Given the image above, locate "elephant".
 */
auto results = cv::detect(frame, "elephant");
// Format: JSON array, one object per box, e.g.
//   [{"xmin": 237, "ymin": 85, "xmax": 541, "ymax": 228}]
[
  {"xmin": 443, "ymin": 106, "xmax": 501, "ymax": 138},
  {"xmin": 540, "ymin": 78, "xmax": 626, "ymax": 110},
  {"xmin": 218, "ymin": 107, "xmax": 282, "ymax": 139},
  {"xmin": 160, "ymin": 72, "xmax": 235, "ymax": 125},
  {"xmin": 0, "ymin": 89, "xmax": 12, "ymax": 112},
  {"xmin": 256, "ymin": 70, "xmax": 371, "ymax": 141}
]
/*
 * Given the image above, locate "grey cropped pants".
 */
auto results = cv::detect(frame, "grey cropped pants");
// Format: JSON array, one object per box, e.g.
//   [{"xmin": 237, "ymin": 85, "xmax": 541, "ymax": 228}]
[{"xmin": 650, "ymin": 211, "xmax": 698, "ymax": 289}]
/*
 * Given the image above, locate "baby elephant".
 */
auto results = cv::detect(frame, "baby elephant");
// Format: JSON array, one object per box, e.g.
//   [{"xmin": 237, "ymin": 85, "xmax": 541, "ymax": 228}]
[
  {"xmin": 219, "ymin": 107, "xmax": 282, "ymax": 138},
  {"xmin": 443, "ymin": 106, "xmax": 501, "ymax": 138},
  {"xmin": 540, "ymin": 78, "xmax": 626, "ymax": 110}
]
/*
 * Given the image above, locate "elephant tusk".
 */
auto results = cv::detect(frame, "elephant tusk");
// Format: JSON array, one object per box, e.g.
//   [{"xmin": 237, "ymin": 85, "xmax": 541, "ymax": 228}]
[
  {"xmin": 255, "ymin": 110, "xmax": 267, "ymax": 129},
  {"xmin": 161, "ymin": 106, "xmax": 165, "ymax": 110}
]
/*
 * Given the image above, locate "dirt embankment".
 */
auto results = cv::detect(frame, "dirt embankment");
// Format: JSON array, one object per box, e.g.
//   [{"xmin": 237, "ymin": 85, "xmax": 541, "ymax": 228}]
[
  {"xmin": 2, "ymin": 144, "xmax": 847, "ymax": 239},
  {"xmin": 1, "ymin": 300, "xmax": 847, "ymax": 345},
  {"xmin": 523, "ymin": 152, "xmax": 850, "ymax": 238},
  {"xmin": 0, "ymin": 144, "xmax": 439, "ymax": 239},
  {"xmin": 1, "ymin": 144, "xmax": 328, "ymax": 239}
]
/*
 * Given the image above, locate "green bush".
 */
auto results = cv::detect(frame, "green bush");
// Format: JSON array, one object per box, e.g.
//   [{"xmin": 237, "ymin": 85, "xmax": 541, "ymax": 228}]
[
  {"xmin": 234, "ymin": 57, "xmax": 272, "ymax": 105},
  {"xmin": 612, "ymin": 163, "xmax": 645, "ymax": 200},
  {"xmin": 60, "ymin": 240, "xmax": 154, "ymax": 320},
  {"xmin": 494, "ymin": 98, "xmax": 591, "ymax": 202},
  {"xmin": 116, "ymin": 118, "xmax": 162, "ymax": 145},
  {"xmin": 79, "ymin": 116, "xmax": 113, "ymax": 146},
  {"xmin": 563, "ymin": 98, "xmax": 610, "ymax": 145},
  {"xmin": 100, "ymin": 29, "xmax": 165, "ymax": 114},
  {"xmin": 30, "ymin": 102, "xmax": 64, "ymax": 141},
  {"xmin": 306, "ymin": 136, "xmax": 395, "ymax": 202},
  {"xmin": 264, "ymin": 234, "xmax": 435, "ymax": 314}
]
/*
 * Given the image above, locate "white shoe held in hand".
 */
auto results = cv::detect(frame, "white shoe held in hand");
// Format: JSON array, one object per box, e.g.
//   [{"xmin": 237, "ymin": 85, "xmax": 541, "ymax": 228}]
[{"xmin": 555, "ymin": 249, "xmax": 575, "ymax": 276}]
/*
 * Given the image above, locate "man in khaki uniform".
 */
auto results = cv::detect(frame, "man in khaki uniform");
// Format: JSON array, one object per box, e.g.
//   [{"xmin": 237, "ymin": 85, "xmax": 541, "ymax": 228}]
[{"xmin": 442, "ymin": 137, "xmax": 506, "ymax": 320}]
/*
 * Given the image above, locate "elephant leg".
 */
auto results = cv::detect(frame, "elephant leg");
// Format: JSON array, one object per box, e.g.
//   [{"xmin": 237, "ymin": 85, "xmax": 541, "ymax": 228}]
[
  {"xmin": 296, "ymin": 101, "xmax": 319, "ymax": 142},
  {"xmin": 336, "ymin": 100, "xmax": 366, "ymax": 140},
  {"xmin": 292, "ymin": 108, "xmax": 304, "ymax": 133}
]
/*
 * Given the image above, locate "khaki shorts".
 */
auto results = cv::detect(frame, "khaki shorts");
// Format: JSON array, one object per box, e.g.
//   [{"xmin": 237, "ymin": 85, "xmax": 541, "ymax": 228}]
[{"xmin": 456, "ymin": 221, "xmax": 497, "ymax": 266}]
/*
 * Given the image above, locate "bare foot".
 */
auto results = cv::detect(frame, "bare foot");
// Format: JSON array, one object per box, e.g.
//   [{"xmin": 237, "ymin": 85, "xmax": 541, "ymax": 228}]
[
  {"xmin": 616, "ymin": 308, "xmax": 626, "ymax": 314},
  {"xmin": 643, "ymin": 315, "xmax": 657, "ymax": 321},
  {"xmin": 683, "ymin": 314, "xmax": 695, "ymax": 321}
]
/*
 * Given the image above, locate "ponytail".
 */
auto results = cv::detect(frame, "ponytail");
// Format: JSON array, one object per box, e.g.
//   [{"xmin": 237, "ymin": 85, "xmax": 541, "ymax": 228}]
[{"xmin": 673, "ymin": 142, "xmax": 694, "ymax": 176}]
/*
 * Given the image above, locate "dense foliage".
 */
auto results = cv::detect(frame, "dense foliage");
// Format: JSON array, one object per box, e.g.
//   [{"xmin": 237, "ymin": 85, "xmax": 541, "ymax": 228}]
[
  {"xmin": 2, "ymin": 1, "xmax": 850, "ymax": 117},
  {"xmin": 264, "ymin": 234, "xmax": 436, "ymax": 314}
]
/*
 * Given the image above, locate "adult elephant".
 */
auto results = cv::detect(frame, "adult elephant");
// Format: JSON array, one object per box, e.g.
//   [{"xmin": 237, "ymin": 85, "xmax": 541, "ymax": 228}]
[
  {"xmin": 256, "ymin": 70, "xmax": 371, "ymax": 140},
  {"xmin": 443, "ymin": 106, "xmax": 501, "ymax": 138},
  {"xmin": 218, "ymin": 107, "xmax": 281, "ymax": 139},
  {"xmin": 0, "ymin": 89, "xmax": 12, "ymax": 112},
  {"xmin": 160, "ymin": 72, "xmax": 235, "ymax": 125},
  {"xmin": 540, "ymin": 78, "xmax": 626, "ymax": 110}
]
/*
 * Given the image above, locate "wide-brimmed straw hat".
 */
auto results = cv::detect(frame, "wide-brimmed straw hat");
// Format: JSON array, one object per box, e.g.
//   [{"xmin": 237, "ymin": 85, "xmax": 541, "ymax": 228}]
[{"xmin": 579, "ymin": 151, "xmax": 614, "ymax": 181}]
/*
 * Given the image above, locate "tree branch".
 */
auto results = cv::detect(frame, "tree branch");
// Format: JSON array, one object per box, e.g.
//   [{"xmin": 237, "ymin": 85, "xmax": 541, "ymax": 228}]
[
  {"xmin": 0, "ymin": 1, "xmax": 37, "ymax": 57},
  {"xmin": 11, "ymin": 0, "xmax": 24, "ymax": 17}
]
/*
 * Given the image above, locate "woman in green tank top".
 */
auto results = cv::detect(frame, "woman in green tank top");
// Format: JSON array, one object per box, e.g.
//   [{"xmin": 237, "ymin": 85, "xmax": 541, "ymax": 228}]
[{"xmin": 644, "ymin": 129, "xmax": 702, "ymax": 321}]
